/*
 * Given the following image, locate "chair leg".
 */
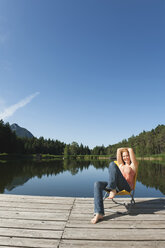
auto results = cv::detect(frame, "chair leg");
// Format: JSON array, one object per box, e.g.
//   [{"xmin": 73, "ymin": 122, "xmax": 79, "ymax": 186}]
[
  {"xmin": 104, "ymin": 191, "xmax": 136, "ymax": 214},
  {"xmin": 127, "ymin": 194, "xmax": 136, "ymax": 213},
  {"xmin": 104, "ymin": 194, "xmax": 128, "ymax": 214},
  {"xmin": 103, "ymin": 191, "xmax": 109, "ymax": 200}
]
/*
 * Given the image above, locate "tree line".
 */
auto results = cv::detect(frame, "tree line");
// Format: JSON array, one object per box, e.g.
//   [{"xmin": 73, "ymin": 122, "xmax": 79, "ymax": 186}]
[
  {"xmin": 0, "ymin": 120, "xmax": 165, "ymax": 156},
  {"xmin": 0, "ymin": 120, "xmax": 90, "ymax": 156},
  {"xmin": 106, "ymin": 124, "xmax": 165, "ymax": 156}
]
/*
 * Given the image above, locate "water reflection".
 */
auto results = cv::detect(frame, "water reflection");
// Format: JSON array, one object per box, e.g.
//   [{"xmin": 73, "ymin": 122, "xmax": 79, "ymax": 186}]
[
  {"xmin": 137, "ymin": 160, "xmax": 165, "ymax": 195},
  {"xmin": 0, "ymin": 159, "xmax": 164, "ymax": 196}
]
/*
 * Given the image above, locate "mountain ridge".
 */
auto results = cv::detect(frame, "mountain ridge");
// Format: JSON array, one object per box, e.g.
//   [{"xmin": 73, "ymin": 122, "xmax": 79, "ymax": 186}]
[{"xmin": 10, "ymin": 123, "xmax": 34, "ymax": 139}]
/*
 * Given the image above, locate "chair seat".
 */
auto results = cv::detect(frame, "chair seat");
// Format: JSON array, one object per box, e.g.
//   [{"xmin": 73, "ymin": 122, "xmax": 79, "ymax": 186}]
[{"xmin": 116, "ymin": 190, "xmax": 132, "ymax": 195}]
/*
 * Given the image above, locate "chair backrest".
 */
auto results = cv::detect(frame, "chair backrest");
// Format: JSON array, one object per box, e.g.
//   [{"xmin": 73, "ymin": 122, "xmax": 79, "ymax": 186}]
[{"xmin": 114, "ymin": 160, "xmax": 138, "ymax": 195}]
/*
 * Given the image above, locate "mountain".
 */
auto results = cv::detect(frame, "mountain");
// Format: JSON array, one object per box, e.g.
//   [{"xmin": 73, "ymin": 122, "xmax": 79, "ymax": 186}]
[{"xmin": 10, "ymin": 123, "xmax": 34, "ymax": 138}]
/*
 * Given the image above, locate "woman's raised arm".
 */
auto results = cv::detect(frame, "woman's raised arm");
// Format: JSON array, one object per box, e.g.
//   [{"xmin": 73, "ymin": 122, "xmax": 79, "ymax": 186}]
[
  {"xmin": 128, "ymin": 148, "xmax": 138, "ymax": 171},
  {"xmin": 117, "ymin": 148, "xmax": 124, "ymax": 165}
]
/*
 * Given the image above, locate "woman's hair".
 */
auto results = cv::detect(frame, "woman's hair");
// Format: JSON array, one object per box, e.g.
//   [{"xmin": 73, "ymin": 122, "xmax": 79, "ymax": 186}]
[
  {"xmin": 121, "ymin": 148, "xmax": 129, "ymax": 155},
  {"xmin": 121, "ymin": 148, "xmax": 130, "ymax": 164}
]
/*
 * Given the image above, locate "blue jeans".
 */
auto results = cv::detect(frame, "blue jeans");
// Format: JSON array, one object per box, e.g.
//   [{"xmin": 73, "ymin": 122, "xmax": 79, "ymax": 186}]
[{"xmin": 93, "ymin": 162, "xmax": 131, "ymax": 215}]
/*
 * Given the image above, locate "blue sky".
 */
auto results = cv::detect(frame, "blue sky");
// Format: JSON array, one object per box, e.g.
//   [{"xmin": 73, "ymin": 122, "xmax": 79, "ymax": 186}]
[{"xmin": 0, "ymin": 0, "xmax": 164, "ymax": 148}]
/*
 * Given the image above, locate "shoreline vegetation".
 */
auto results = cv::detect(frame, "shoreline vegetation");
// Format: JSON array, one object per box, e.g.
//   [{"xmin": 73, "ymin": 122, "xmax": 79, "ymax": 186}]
[{"xmin": 0, "ymin": 153, "xmax": 165, "ymax": 163}]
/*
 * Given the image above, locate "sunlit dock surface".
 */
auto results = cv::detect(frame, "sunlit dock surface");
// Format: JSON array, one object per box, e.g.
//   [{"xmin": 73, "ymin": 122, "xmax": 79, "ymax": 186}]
[{"xmin": 0, "ymin": 194, "xmax": 165, "ymax": 248}]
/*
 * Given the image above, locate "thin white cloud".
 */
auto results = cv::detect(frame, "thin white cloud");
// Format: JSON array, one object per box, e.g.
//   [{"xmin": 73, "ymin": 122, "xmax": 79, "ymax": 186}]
[{"xmin": 0, "ymin": 92, "xmax": 40, "ymax": 120}]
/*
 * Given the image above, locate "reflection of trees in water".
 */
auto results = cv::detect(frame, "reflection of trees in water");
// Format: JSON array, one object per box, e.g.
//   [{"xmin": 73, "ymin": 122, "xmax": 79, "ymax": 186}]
[
  {"xmin": 0, "ymin": 159, "xmax": 165, "ymax": 195},
  {"xmin": 91, "ymin": 160, "xmax": 110, "ymax": 169},
  {"xmin": 63, "ymin": 159, "xmax": 91, "ymax": 175},
  {"xmin": 138, "ymin": 160, "xmax": 165, "ymax": 194},
  {"xmin": 0, "ymin": 160, "xmax": 64, "ymax": 193},
  {"xmin": 0, "ymin": 159, "xmax": 109, "ymax": 193},
  {"xmin": 63, "ymin": 159, "xmax": 109, "ymax": 175}
]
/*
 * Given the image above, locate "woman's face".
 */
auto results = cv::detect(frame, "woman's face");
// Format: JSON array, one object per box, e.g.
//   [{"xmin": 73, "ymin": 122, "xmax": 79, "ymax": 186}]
[{"xmin": 122, "ymin": 151, "xmax": 131, "ymax": 164}]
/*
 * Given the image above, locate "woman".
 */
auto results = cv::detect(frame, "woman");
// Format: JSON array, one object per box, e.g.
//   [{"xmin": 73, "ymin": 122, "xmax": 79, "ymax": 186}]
[{"xmin": 91, "ymin": 147, "xmax": 138, "ymax": 224}]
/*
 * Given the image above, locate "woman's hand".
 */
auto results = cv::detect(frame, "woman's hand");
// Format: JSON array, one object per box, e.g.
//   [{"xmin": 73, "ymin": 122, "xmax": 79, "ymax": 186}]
[{"xmin": 128, "ymin": 148, "xmax": 133, "ymax": 152}]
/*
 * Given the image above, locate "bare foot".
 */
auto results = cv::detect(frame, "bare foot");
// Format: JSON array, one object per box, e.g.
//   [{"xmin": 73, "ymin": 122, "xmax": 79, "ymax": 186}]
[
  {"xmin": 91, "ymin": 214, "xmax": 103, "ymax": 224},
  {"xmin": 107, "ymin": 189, "xmax": 116, "ymax": 199}
]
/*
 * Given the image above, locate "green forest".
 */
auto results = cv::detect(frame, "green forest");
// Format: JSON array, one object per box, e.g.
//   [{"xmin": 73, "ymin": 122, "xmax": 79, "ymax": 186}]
[{"xmin": 0, "ymin": 120, "xmax": 165, "ymax": 157}]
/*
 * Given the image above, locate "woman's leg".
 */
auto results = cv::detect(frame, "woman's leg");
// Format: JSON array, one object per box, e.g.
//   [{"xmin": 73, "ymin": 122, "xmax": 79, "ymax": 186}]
[
  {"xmin": 94, "ymin": 181, "xmax": 108, "ymax": 215},
  {"xmin": 107, "ymin": 162, "xmax": 131, "ymax": 194},
  {"xmin": 91, "ymin": 181, "xmax": 108, "ymax": 224}
]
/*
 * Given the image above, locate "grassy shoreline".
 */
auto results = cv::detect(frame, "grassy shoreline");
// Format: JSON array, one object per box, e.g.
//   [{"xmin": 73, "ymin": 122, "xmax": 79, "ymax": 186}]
[{"xmin": 0, "ymin": 153, "xmax": 165, "ymax": 162}]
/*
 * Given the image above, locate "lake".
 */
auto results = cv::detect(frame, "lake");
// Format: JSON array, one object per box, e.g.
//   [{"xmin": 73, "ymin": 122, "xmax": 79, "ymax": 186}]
[{"xmin": 0, "ymin": 159, "xmax": 165, "ymax": 197}]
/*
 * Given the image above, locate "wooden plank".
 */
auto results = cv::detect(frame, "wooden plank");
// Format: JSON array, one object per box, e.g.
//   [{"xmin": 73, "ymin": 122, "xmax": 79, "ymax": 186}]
[
  {"xmin": 74, "ymin": 202, "xmax": 165, "ymax": 210},
  {"xmin": 0, "ymin": 247, "xmax": 18, "ymax": 248},
  {"xmin": 74, "ymin": 202, "xmax": 165, "ymax": 209},
  {"xmin": 72, "ymin": 208, "xmax": 165, "ymax": 214},
  {"xmin": 72, "ymin": 202, "xmax": 165, "ymax": 209},
  {"xmin": 66, "ymin": 219, "xmax": 165, "ymax": 228},
  {"xmin": 0, "ymin": 202, "xmax": 72, "ymax": 210},
  {"xmin": 0, "ymin": 207, "xmax": 70, "ymax": 213},
  {"xmin": 0, "ymin": 210, "xmax": 69, "ymax": 221},
  {"xmin": 59, "ymin": 240, "xmax": 165, "ymax": 248},
  {"xmin": 63, "ymin": 228, "xmax": 165, "ymax": 240},
  {"xmin": 0, "ymin": 194, "xmax": 75, "ymax": 204},
  {"xmin": 0, "ymin": 237, "xmax": 59, "ymax": 248},
  {"xmin": 0, "ymin": 199, "xmax": 74, "ymax": 206},
  {"xmin": 75, "ymin": 197, "xmax": 165, "ymax": 203},
  {"xmin": 0, "ymin": 194, "xmax": 73, "ymax": 200},
  {"xmin": 0, "ymin": 246, "xmax": 20, "ymax": 248},
  {"xmin": 0, "ymin": 199, "xmax": 165, "ymax": 213},
  {"xmin": 72, "ymin": 208, "xmax": 165, "ymax": 215},
  {"xmin": 0, "ymin": 195, "xmax": 163, "ymax": 204},
  {"xmin": 69, "ymin": 213, "xmax": 165, "ymax": 221},
  {"xmin": 0, "ymin": 219, "xmax": 66, "ymax": 230},
  {"xmin": 0, "ymin": 227, "xmax": 62, "ymax": 239}
]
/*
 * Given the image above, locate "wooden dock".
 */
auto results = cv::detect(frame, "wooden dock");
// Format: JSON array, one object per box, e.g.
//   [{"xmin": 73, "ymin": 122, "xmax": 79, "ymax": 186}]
[{"xmin": 0, "ymin": 194, "xmax": 164, "ymax": 248}]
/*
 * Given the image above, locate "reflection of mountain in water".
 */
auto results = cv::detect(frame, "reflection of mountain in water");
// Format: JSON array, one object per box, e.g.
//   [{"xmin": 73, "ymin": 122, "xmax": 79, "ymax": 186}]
[
  {"xmin": 0, "ymin": 159, "xmax": 64, "ymax": 193},
  {"xmin": 0, "ymin": 159, "xmax": 165, "ymax": 195},
  {"xmin": 5, "ymin": 176, "xmax": 29, "ymax": 191},
  {"xmin": 0, "ymin": 159, "xmax": 108, "ymax": 193}
]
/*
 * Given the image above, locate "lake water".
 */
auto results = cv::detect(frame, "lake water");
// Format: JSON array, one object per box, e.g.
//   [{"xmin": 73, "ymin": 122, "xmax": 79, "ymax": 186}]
[{"xmin": 0, "ymin": 159, "xmax": 165, "ymax": 197}]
